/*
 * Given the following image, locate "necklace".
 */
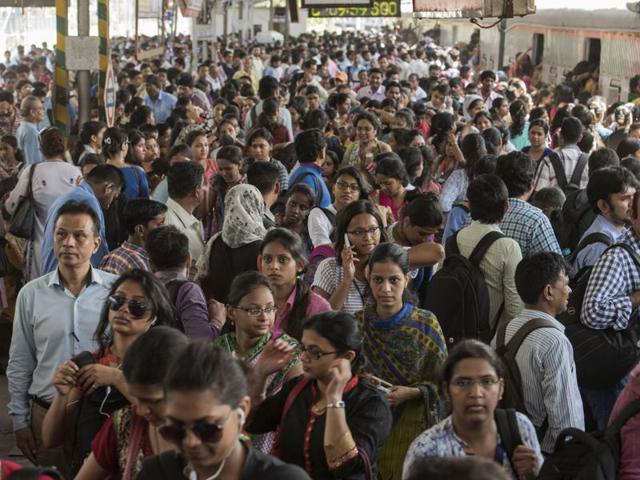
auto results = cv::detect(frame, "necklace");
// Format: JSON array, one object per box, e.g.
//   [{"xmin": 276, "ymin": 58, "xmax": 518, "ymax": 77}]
[{"xmin": 187, "ymin": 458, "xmax": 226, "ymax": 480}]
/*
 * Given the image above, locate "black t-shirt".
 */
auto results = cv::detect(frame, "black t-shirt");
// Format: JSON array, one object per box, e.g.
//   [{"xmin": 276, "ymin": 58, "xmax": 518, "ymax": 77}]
[{"xmin": 137, "ymin": 443, "xmax": 310, "ymax": 480}]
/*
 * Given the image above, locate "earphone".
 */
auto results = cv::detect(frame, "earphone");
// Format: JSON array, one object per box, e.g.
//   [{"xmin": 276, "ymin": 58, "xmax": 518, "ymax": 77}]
[
  {"xmin": 150, "ymin": 316, "xmax": 157, "ymax": 326},
  {"xmin": 237, "ymin": 408, "xmax": 246, "ymax": 428}
]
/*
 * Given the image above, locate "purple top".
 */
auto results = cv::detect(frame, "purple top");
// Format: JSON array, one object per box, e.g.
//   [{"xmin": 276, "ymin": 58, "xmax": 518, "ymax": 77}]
[
  {"xmin": 273, "ymin": 285, "xmax": 332, "ymax": 337},
  {"xmin": 155, "ymin": 270, "xmax": 218, "ymax": 340},
  {"xmin": 609, "ymin": 363, "xmax": 640, "ymax": 479}
]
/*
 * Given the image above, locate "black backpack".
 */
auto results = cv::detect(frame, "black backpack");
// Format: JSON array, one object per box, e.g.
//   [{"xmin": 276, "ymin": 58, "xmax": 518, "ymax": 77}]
[
  {"xmin": 560, "ymin": 189, "xmax": 596, "ymax": 252},
  {"xmin": 558, "ymin": 243, "xmax": 640, "ymax": 390},
  {"xmin": 568, "ymin": 232, "xmax": 613, "ymax": 279},
  {"xmin": 496, "ymin": 318, "xmax": 561, "ymax": 440},
  {"xmin": 538, "ymin": 399, "xmax": 640, "ymax": 480},
  {"xmin": 495, "ymin": 408, "xmax": 524, "ymax": 467},
  {"xmin": 424, "ymin": 230, "xmax": 504, "ymax": 347},
  {"xmin": 550, "ymin": 151, "xmax": 589, "ymax": 196}
]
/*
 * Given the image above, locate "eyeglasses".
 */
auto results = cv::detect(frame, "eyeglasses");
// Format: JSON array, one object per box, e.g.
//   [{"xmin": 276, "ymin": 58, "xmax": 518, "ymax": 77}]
[
  {"xmin": 107, "ymin": 295, "xmax": 150, "ymax": 319},
  {"xmin": 347, "ymin": 226, "xmax": 380, "ymax": 238},
  {"xmin": 234, "ymin": 305, "xmax": 278, "ymax": 317},
  {"xmin": 335, "ymin": 181, "xmax": 360, "ymax": 192},
  {"xmin": 300, "ymin": 345, "xmax": 338, "ymax": 361},
  {"xmin": 159, "ymin": 411, "xmax": 233, "ymax": 444},
  {"xmin": 356, "ymin": 126, "xmax": 374, "ymax": 133},
  {"xmin": 450, "ymin": 376, "xmax": 500, "ymax": 390}
]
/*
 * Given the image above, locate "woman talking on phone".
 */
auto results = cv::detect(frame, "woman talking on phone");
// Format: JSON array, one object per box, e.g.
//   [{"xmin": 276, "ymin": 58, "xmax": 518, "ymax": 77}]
[
  {"xmin": 355, "ymin": 243, "xmax": 447, "ymax": 480},
  {"xmin": 246, "ymin": 311, "xmax": 393, "ymax": 479}
]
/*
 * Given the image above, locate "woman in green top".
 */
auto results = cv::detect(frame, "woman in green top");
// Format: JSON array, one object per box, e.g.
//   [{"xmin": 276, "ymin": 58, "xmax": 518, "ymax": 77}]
[
  {"xmin": 355, "ymin": 243, "xmax": 447, "ymax": 480},
  {"xmin": 214, "ymin": 271, "xmax": 302, "ymax": 454}
]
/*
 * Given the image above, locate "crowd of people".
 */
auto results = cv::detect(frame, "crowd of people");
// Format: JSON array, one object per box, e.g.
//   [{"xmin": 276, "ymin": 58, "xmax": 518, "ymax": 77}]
[{"xmin": 1, "ymin": 24, "xmax": 640, "ymax": 480}]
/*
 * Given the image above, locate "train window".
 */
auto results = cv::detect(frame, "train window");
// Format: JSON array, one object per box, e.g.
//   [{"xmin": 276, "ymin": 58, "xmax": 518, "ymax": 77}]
[
  {"xmin": 532, "ymin": 33, "xmax": 544, "ymax": 66},
  {"xmin": 586, "ymin": 38, "xmax": 601, "ymax": 66}
]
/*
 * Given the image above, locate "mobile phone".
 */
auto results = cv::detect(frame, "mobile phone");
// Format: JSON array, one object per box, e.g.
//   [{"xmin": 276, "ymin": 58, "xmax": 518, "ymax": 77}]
[
  {"xmin": 344, "ymin": 233, "xmax": 351, "ymax": 248},
  {"xmin": 366, "ymin": 374, "xmax": 393, "ymax": 394},
  {"xmin": 71, "ymin": 351, "xmax": 96, "ymax": 369}
]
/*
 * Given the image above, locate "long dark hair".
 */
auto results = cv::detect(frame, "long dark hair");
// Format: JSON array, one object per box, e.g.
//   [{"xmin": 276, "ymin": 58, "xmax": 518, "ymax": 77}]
[
  {"xmin": 94, "ymin": 269, "xmax": 177, "ymax": 351},
  {"xmin": 260, "ymin": 228, "xmax": 310, "ymax": 340},
  {"xmin": 509, "ymin": 100, "xmax": 527, "ymax": 139},
  {"xmin": 367, "ymin": 242, "xmax": 414, "ymax": 305},
  {"xmin": 334, "ymin": 200, "xmax": 388, "ymax": 265},
  {"xmin": 72, "ymin": 121, "xmax": 106, "ymax": 164}
]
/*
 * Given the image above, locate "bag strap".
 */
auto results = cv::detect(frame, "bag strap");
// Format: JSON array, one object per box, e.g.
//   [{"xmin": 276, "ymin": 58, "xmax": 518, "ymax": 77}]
[
  {"xmin": 122, "ymin": 413, "xmax": 146, "ymax": 480},
  {"xmin": 452, "ymin": 202, "xmax": 470, "ymax": 213},
  {"xmin": 445, "ymin": 230, "xmax": 461, "ymax": 256},
  {"xmin": 26, "ymin": 163, "xmax": 37, "ymax": 201},
  {"xmin": 549, "ymin": 152, "xmax": 568, "ymax": 189},
  {"xmin": 608, "ymin": 398, "xmax": 640, "ymax": 432},
  {"xmin": 279, "ymin": 378, "xmax": 311, "ymax": 427},
  {"xmin": 611, "ymin": 243, "xmax": 640, "ymax": 269},
  {"xmin": 570, "ymin": 232, "xmax": 612, "ymax": 260},
  {"xmin": 469, "ymin": 231, "xmax": 505, "ymax": 265},
  {"xmin": 499, "ymin": 318, "xmax": 561, "ymax": 356},
  {"xmin": 569, "ymin": 153, "xmax": 589, "ymax": 187},
  {"xmin": 495, "ymin": 408, "xmax": 523, "ymax": 462}
]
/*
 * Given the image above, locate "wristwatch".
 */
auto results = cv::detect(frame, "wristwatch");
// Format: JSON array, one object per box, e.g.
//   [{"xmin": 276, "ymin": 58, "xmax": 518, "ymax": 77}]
[{"xmin": 327, "ymin": 401, "xmax": 346, "ymax": 408}]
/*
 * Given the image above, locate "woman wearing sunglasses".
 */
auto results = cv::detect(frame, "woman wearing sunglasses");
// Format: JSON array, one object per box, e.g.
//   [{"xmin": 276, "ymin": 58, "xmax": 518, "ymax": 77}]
[
  {"xmin": 137, "ymin": 343, "xmax": 311, "ymax": 480},
  {"xmin": 73, "ymin": 326, "xmax": 188, "ymax": 480},
  {"xmin": 42, "ymin": 269, "xmax": 176, "ymax": 477},
  {"xmin": 402, "ymin": 340, "xmax": 543, "ymax": 480},
  {"xmin": 214, "ymin": 270, "xmax": 302, "ymax": 453},
  {"xmin": 246, "ymin": 311, "xmax": 393, "ymax": 480},
  {"xmin": 355, "ymin": 243, "xmax": 447, "ymax": 480}
]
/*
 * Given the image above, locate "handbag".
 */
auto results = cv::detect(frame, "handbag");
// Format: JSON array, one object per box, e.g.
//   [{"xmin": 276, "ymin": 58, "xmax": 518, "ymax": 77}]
[{"xmin": 9, "ymin": 164, "xmax": 37, "ymax": 239}]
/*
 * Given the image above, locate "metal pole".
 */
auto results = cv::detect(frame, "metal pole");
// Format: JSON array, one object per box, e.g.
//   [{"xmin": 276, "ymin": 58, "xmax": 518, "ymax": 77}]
[
  {"xmin": 98, "ymin": 0, "xmax": 109, "ymax": 123},
  {"xmin": 497, "ymin": 19, "xmax": 507, "ymax": 71},
  {"xmin": 77, "ymin": 0, "xmax": 91, "ymax": 126},
  {"xmin": 284, "ymin": 0, "xmax": 290, "ymax": 46},
  {"xmin": 54, "ymin": 0, "xmax": 69, "ymax": 135}
]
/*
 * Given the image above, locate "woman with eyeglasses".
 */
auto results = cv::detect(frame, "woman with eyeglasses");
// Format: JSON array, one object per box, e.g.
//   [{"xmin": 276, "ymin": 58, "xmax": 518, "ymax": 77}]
[
  {"xmin": 214, "ymin": 270, "xmax": 302, "ymax": 452},
  {"xmin": 42, "ymin": 269, "xmax": 177, "ymax": 477},
  {"xmin": 355, "ymin": 243, "xmax": 446, "ymax": 480},
  {"xmin": 312, "ymin": 200, "xmax": 443, "ymax": 314},
  {"xmin": 246, "ymin": 311, "xmax": 392, "ymax": 480},
  {"xmin": 137, "ymin": 342, "xmax": 311, "ymax": 480},
  {"xmin": 73, "ymin": 326, "xmax": 189, "ymax": 480},
  {"xmin": 402, "ymin": 340, "xmax": 543, "ymax": 480},
  {"xmin": 343, "ymin": 111, "xmax": 392, "ymax": 173}
]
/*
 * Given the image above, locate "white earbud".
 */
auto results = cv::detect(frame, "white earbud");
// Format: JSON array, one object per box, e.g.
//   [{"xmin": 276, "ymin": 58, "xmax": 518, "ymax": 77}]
[{"xmin": 237, "ymin": 408, "xmax": 246, "ymax": 428}]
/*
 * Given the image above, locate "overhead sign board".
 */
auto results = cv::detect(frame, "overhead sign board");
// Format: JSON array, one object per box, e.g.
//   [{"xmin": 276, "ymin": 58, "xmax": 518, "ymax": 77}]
[
  {"xmin": 138, "ymin": 0, "xmax": 163, "ymax": 18},
  {"xmin": 302, "ymin": 0, "xmax": 372, "ymax": 7},
  {"xmin": 177, "ymin": 0, "xmax": 203, "ymax": 17},
  {"xmin": 65, "ymin": 36, "xmax": 100, "ymax": 70},
  {"xmin": 309, "ymin": 0, "xmax": 400, "ymax": 17},
  {"xmin": 104, "ymin": 62, "xmax": 116, "ymax": 127},
  {"xmin": 413, "ymin": 0, "xmax": 535, "ymax": 18}
]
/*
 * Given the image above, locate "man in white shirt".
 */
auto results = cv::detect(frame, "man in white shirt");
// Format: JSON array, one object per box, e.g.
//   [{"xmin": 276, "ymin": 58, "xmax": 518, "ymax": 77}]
[{"xmin": 356, "ymin": 67, "xmax": 386, "ymax": 102}]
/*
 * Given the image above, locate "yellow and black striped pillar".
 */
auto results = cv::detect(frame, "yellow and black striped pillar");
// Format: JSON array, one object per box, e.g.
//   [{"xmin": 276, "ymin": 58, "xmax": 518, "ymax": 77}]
[
  {"xmin": 54, "ymin": 0, "xmax": 69, "ymax": 135},
  {"xmin": 98, "ymin": 0, "xmax": 109, "ymax": 123}
]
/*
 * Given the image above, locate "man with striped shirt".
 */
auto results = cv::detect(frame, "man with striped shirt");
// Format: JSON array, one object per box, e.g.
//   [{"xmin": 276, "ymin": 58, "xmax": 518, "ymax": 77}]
[{"xmin": 493, "ymin": 252, "xmax": 584, "ymax": 453}]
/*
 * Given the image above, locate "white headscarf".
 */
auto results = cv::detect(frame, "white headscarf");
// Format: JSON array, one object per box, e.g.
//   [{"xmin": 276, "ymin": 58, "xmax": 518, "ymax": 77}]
[
  {"xmin": 222, "ymin": 184, "xmax": 267, "ymax": 249},
  {"xmin": 463, "ymin": 94, "xmax": 483, "ymax": 120}
]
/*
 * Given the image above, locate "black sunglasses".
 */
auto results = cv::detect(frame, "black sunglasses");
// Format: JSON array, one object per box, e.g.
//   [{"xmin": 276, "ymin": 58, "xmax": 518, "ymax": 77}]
[
  {"xmin": 159, "ymin": 414, "xmax": 231, "ymax": 444},
  {"xmin": 107, "ymin": 295, "xmax": 150, "ymax": 319}
]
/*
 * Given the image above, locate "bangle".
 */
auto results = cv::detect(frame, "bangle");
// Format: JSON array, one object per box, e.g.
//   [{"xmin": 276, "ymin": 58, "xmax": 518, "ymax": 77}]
[{"xmin": 327, "ymin": 401, "xmax": 346, "ymax": 408}]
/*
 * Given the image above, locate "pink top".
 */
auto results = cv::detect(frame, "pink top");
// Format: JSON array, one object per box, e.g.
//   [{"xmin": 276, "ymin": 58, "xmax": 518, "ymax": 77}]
[
  {"xmin": 609, "ymin": 364, "xmax": 640, "ymax": 480},
  {"xmin": 378, "ymin": 191, "xmax": 407, "ymax": 221},
  {"xmin": 273, "ymin": 285, "xmax": 332, "ymax": 337}
]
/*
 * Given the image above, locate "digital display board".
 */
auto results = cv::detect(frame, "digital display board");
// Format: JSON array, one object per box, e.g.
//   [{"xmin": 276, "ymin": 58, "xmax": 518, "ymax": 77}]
[{"xmin": 309, "ymin": 0, "xmax": 400, "ymax": 17}]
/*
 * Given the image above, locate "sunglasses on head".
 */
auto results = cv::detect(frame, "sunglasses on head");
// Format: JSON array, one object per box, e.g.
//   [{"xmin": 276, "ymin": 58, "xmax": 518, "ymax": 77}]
[
  {"xmin": 107, "ymin": 294, "xmax": 150, "ymax": 319},
  {"xmin": 159, "ymin": 410, "xmax": 234, "ymax": 444}
]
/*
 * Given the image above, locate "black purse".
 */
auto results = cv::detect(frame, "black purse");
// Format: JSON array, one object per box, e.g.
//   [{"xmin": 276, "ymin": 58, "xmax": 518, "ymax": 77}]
[{"xmin": 9, "ymin": 164, "xmax": 37, "ymax": 239}]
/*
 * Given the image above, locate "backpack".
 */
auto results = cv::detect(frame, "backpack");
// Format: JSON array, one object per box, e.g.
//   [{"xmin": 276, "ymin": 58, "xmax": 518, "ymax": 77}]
[
  {"xmin": 496, "ymin": 318, "xmax": 561, "ymax": 440},
  {"xmin": 537, "ymin": 399, "xmax": 640, "ymax": 480},
  {"xmin": 559, "ymin": 189, "xmax": 596, "ymax": 252},
  {"xmin": 568, "ymin": 232, "xmax": 613, "ymax": 279},
  {"xmin": 558, "ymin": 243, "xmax": 640, "ymax": 390},
  {"xmin": 290, "ymin": 170, "xmax": 325, "ymax": 206},
  {"xmin": 424, "ymin": 230, "xmax": 504, "ymax": 347},
  {"xmin": 495, "ymin": 408, "xmax": 524, "ymax": 466},
  {"xmin": 550, "ymin": 151, "xmax": 589, "ymax": 196},
  {"xmin": 4, "ymin": 466, "xmax": 64, "ymax": 480}
]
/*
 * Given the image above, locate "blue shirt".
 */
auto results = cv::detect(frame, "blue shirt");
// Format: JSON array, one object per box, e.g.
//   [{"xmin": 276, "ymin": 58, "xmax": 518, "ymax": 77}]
[
  {"xmin": 7, "ymin": 266, "xmax": 116, "ymax": 430},
  {"xmin": 500, "ymin": 198, "xmax": 561, "ymax": 257},
  {"xmin": 41, "ymin": 181, "xmax": 109, "ymax": 274},
  {"xmin": 151, "ymin": 178, "xmax": 169, "ymax": 203},
  {"xmin": 442, "ymin": 204, "xmax": 469, "ymax": 246},
  {"xmin": 289, "ymin": 164, "xmax": 331, "ymax": 208},
  {"xmin": 121, "ymin": 165, "xmax": 150, "ymax": 199},
  {"xmin": 16, "ymin": 121, "xmax": 43, "ymax": 165},
  {"xmin": 144, "ymin": 91, "xmax": 177, "ymax": 124},
  {"xmin": 572, "ymin": 214, "xmax": 626, "ymax": 277}
]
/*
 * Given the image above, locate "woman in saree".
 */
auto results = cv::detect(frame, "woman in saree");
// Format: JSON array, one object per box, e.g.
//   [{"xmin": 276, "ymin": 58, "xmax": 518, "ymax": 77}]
[
  {"xmin": 355, "ymin": 242, "xmax": 447, "ymax": 480},
  {"xmin": 214, "ymin": 270, "xmax": 302, "ymax": 453}
]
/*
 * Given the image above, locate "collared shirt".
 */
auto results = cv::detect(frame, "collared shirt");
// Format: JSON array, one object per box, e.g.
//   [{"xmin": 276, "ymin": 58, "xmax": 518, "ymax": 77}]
[
  {"xmin": 455, "ymin": 221, "xmax": 524, "ymax": 329},
  {"xmin": 572, "ymin": 214, "xmax": 626, "ymax": 276},
  {"xmin": 356, "ymin": 85, "xmax": 386, "ymax": 102},
  {"xmin": 482, "ymin": 90, "xmax": 502, "ymax": 111},
  {"xmin": 7, "ymin": 266, "xmax": 116, "ymax": 430},
  {"xmin": 582, "ymin": 228, "xmax": 640, "ymax": 330},
  {"xmin": 244, "ymin": 102, "xmax": 294, "ymax": 142},
  {"xmin": 534, "ymin": 144, "xmax": 589, "ymax": 192},
  {"xmin": 154, "ymin": 270, "xmax": 217, "ymax": 340},
  {"xmin": 289, "ymin": 164, "xmax": 331, "ymax": 208},
  {"xmin": 273, "ymin": 285, "xmax": 331, "ymax": 337},
  {"xmin": 490, "ymin": 309, "xmax": 584, "ymax": 453},
  {"xmin": 41, "ymin": 181, "xmax": 109, "ymax": 274},
  {"xmin": 164, "ymin": 198, "xmax": 205, "ymax": 262},
  {"xmin": 144, "ymin": 91, "xmax": 177, "ymax": 124},
  {"xmin": 98, "ymin": 240, "xmax": 151, "ymax": 275},
  {"xmin": 500, "ymin": 198, "xmax": 561, "ymax": 257},
  {"xmin": 410, "ymin": 87, "xmax": 427, "ymax": 102},
  {"xmin": 402, "ymin": 413, "xmax": 543, "ymax": 479},
  {"xmin": 16, "ymin": 121, "xmax": 43, "ymax": 165},
  {"xmin": 245, "ymin": 157, "xmax": 289, "ymax": 191}
]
